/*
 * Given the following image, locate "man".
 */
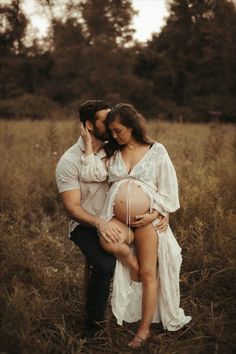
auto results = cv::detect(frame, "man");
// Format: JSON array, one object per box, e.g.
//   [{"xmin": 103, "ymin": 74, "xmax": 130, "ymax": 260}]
[{"xmin": 55, "ymin": 100, "xmax": 121, "ymax": 337}]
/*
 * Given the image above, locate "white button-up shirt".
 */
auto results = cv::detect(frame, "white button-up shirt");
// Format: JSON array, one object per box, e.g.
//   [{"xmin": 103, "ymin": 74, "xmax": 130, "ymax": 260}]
[{"xmin": 55, "ymin": 137, "xmax": 109, "ymax": 234}]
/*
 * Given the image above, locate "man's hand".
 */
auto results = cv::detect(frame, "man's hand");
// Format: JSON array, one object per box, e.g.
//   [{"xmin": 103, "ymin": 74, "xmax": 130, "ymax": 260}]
[
  {"xmin": 61, "ymin": 190, "xmax": 122, "ymax": 241},
  {"xmin": 155, "ymin": 214, "xmax": 169, "ymax": 233},
  {"xmin": 96, "ymin": 219, "xmax": 122, "ymax": 243}
]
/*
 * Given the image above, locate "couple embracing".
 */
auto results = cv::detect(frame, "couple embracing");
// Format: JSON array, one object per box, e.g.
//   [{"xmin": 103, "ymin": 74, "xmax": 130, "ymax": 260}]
[{"xmin": 55, "ymin": 100, "xmax": 191, "ymax": 348}]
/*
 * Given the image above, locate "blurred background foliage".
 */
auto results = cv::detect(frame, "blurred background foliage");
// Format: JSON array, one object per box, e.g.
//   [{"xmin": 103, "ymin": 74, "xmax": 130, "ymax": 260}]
[{"xmin": 0, "ymin": 0, "xmax": 236, "ymax": 121}]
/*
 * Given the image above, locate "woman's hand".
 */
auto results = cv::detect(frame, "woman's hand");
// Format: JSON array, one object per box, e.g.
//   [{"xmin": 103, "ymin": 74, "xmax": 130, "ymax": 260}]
[
  {"xmin": 130, "ymin": 211, "xmax": 169, "ymax": 232},
  {"xmin": 130, "ymin": 210, "xmax": 159, "ymax": 228},
  {"xmin": 80, "ymin": 123, "xmax": 93, "ymax": 155}
]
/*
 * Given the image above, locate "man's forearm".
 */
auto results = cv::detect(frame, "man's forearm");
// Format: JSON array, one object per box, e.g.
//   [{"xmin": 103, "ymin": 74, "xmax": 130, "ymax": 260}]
[
  {"xmin": 66, "ymin": 203, "xmax": 122, "ymax": 243},
  {"xmin": 66, "ymin": 204, "xmax": 100, "ymax": 229},
  {"xmin": 60, "ymin": 190, "xmax": 122, "ymax": 242}
]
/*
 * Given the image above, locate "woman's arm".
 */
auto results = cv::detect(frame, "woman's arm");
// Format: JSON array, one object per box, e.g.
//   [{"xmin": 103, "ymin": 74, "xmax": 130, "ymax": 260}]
[
  {"xmin": 153, "ymin": 144, "xmax": 180, "ymax": 216},
  {"xmin": 80, "ymin": 154, "xmax": 108, "ymax": 182},
  {"xmin": 79, "ymin": 124, "xmax": 108, "ymax": 182}
]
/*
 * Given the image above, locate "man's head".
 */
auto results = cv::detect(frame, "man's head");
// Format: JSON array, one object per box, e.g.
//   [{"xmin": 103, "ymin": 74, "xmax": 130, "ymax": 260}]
[{"xmin": 79, "ymin": 100, "xmax": 110, "ymax": 141}]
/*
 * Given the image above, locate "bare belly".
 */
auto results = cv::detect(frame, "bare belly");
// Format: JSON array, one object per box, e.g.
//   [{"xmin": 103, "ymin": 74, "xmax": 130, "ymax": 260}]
[{"xmin": 113, "ymin": 181, "xmax": 150, "ymax": 224}]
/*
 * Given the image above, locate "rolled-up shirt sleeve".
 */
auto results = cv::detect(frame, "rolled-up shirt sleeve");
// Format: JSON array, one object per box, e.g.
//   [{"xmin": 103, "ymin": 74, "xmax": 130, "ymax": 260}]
[
  {"xmin": 79, "ymin": 153, "xmax": 108, "ymax": 182},
  {"xmin": 153, "ymin": 145, "xmax": 180, "ymax": 216},
  {"xmin": 55, "ymin": 158, "xmax": 80, "ymax": 193}
]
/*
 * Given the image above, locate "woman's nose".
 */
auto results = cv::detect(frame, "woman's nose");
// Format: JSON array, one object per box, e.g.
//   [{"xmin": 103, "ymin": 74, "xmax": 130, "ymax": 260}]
[{"xmin": 112, "ymin": 133, "xmax": 117, "ymax": 139}]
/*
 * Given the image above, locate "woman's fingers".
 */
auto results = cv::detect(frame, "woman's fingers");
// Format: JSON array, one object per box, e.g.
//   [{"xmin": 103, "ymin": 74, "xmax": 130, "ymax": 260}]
[
  {"xmin": 80, "ymin": 123, "xmax": 85, "ymax": 135},
  {"xmin": 80, "ymin": 123, "xmax": 92, "ymax": 145},
  {"xmin": 135, "ymin": 215, "xmax": 143, "ymax": 219},
  {"xmin": 130, "ymin": 218, "xmax": 144, "ymax": 227},
  {"xmin": 130, "ymin": 221, "xmax": 143, "ymax": 227},
  {"xmin": 131, "ymin": 213, "xmax": 153, "ymax": 227}
]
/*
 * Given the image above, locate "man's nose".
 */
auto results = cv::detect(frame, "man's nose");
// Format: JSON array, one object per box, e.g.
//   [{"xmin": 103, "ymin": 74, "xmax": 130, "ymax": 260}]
[{"xmin": 112, "ymin": 133, "xmax": 117, "ymax": 139}]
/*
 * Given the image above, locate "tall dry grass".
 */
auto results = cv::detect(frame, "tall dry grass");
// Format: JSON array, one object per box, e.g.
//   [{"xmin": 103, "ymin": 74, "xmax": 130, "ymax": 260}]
[{"xmin": 0, "ymin": 119, "xmax": 235, "ymax": 354}]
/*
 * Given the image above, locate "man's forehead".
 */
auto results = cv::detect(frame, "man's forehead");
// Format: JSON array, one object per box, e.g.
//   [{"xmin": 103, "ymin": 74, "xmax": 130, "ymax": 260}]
[{"xmin": 95, "ymin": 108, "xmax": 110, "ymax": 120}]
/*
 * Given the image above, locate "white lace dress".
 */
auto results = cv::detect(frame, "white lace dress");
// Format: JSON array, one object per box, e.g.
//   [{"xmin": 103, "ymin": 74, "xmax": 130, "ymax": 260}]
[{"xmin": 80, "ymin": 142, "xmax": 191, "ymax": 331}]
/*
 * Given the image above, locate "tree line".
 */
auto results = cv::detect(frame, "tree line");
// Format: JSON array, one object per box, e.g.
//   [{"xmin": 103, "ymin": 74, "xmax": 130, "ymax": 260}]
[{"xmin": 0, "ymin": 0, "xmax": 236, "ymax": 121}]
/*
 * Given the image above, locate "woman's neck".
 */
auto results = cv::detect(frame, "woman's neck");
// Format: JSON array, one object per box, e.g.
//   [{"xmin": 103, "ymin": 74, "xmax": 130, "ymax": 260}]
[{"xmin": 125, "ymin": 138, "xmax": 144, "ymax": 151}]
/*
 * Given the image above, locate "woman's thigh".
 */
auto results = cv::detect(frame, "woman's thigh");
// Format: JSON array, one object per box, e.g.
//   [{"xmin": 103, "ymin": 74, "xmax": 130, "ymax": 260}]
[
  {"xmin": 134, "ymin": 224, "xmax": 158, "ymax": 278},
  {"xmin": 99, "ymin": 217, "xmax": 134, "ymax": 253},
  {"xmin": 110, "ymin": 217, "xmax": 134, "ymax": 244}
]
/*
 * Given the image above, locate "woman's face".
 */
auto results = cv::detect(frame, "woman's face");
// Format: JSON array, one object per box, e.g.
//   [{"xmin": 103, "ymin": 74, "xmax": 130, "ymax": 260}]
[{"xmin": 108, "ymin": 118, "xmax": 133, "ymax": 145}]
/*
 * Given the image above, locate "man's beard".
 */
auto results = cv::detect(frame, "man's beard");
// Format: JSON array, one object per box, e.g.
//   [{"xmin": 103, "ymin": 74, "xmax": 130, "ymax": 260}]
[{"xmin": 93, "ymin": 126, "xmax": 109, "ymax": 141}]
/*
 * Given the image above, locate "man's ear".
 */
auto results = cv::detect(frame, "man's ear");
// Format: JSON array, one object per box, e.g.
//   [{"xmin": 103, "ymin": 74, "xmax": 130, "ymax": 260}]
[{"xmin": 85, "ymin": 120, "xmax": 94, "ymax": 132}]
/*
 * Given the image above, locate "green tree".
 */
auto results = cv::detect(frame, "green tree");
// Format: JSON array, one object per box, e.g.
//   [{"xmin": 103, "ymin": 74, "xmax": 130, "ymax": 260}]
[
  {"xmin": 0, "ymin": 0, "xmax": 29, "ymax": 99},
  {"xmin": 46, "ymin": 18, "xmax": 86, "ymax": 103},
  {"xmin": 135, "ymin": 0, "xmax": 236, "ymax": 120},
  {"xmin": 0, "ymin": 0, "xmax": 28, "ymax": 54},
  {"xmin": 80, "ymin": 0, "xmax": 136, "ymax": 46},
  {"xmin": 47, "ymin": 0, "xmax": 149, "ymax": 109}
]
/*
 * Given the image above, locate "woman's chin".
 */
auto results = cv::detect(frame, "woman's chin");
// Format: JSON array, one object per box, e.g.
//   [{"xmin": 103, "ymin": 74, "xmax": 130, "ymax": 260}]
[{"xmin": 117, "ymin": 140, "xmax": 126, "ymax": 146}]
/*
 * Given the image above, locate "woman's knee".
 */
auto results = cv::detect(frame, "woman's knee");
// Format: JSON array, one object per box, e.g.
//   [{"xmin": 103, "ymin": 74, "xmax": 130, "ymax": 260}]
[
  {"xmin": 139, "ymin": 268, "xmax": 157, "ymax": 284},
  {"xmin": 100, "ymin": 238, "xmax": 118, "ymax": 254}
]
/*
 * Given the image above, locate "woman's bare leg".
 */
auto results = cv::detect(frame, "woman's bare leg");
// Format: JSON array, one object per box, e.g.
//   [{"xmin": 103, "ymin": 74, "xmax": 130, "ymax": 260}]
[
  {"xmin": 128, "ymin": 223, "xmax": 158, "ymax": 348},
  {"xmin": 100, "ymin": 218, "xmax": 139, "ymax": 281}
]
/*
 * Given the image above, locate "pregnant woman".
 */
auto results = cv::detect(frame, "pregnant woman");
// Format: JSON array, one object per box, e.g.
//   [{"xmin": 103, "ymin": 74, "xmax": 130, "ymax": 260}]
[{"xmin": 80, "ymin": 103, "xmax": 191, "ymax": 347}]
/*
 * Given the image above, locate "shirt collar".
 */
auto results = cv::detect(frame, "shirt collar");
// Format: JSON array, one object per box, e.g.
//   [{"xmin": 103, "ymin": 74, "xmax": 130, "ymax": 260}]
[{"xmin": 78, "ymin": 137, "xmax": 85, "ymax": 152}]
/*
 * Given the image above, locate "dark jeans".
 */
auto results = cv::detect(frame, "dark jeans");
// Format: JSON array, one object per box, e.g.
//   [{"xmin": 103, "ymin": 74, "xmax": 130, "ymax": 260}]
[{"xmin": 70, "ymin": 224, "xmax": 116, "ymax": 329}]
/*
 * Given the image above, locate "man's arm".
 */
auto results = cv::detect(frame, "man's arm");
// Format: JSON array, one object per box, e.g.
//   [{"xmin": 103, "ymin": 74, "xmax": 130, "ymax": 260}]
[{"xmin": 61, "ymin": 189, "xmax": 121, "ymax": 243}]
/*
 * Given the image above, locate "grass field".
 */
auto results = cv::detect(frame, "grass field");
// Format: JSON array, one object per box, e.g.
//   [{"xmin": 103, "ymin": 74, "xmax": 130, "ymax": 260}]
[{"xmin": 0, "ymin": 119, "xmax": 235, "ymax": 354}]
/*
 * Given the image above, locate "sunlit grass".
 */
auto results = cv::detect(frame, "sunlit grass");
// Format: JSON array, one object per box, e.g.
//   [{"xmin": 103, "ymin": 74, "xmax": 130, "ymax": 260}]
[{"xmin": 0, "ymin": 119, "xmax": 235, "ymax": 353}]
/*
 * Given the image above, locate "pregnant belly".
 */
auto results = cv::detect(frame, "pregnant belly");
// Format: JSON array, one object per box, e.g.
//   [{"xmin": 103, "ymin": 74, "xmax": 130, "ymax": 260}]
[{"xmin": 113, "ymin": 181, "xmax": 150, "ymax": 225}]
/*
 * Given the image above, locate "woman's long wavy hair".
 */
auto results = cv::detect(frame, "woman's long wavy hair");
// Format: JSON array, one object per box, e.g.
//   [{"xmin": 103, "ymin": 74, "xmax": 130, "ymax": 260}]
[{"xmin": 104, "ymin": 103, "xmax": 153, "ymax": 157}]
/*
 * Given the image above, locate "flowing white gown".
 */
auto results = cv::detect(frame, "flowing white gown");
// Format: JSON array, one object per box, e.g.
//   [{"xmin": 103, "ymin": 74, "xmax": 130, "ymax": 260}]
[{"xmin": 80, "ymin": 142, "xmax": 191, "ymax": 331}]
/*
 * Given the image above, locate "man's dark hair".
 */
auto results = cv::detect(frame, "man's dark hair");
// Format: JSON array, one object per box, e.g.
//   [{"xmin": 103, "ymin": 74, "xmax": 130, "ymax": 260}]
[{"xmin": 79, "ymin": 100, "xmax": 110, "ymax": 125}]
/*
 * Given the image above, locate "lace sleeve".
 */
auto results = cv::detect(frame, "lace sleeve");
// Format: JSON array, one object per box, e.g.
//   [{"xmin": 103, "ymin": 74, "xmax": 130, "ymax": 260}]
[
  {"xmin": 153, "ymin": 146, "xmax": 180, "ymax": 216},
  {"xmin": 79, "ymin": 153, "xmax": 108, "ymax": 182}
]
